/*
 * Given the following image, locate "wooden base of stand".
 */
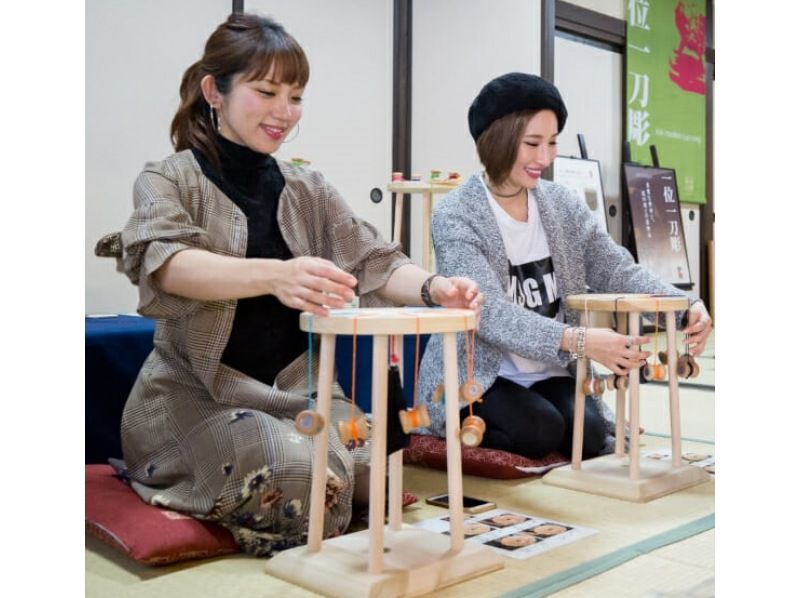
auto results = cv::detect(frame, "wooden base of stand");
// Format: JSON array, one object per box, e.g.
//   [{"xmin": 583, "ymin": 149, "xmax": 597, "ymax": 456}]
[
  {"xmin": 543, "ymin": 454, "xmax": 710, "ymax": 503},
  {"xmin": 264, "ymin": 525, "xmax": 503, "ymax": 598}
]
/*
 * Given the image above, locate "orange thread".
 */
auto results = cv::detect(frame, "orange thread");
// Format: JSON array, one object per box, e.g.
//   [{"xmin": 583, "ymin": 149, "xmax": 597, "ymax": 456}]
[
  {"xmin": 464, "ymin": 316, "xmax": 476, "ymax": 417},
  {"xmin": 349, "ymin": 418, "xmax": 358, "ymax": 441},
  {"xmin": 408, "ymin": 409, "xmax": 419, "ymax": 428}
]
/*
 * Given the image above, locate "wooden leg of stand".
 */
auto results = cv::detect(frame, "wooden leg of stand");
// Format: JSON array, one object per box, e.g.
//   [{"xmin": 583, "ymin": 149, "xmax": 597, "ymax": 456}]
[
  {"xmin": 388, "ymin": 334, "xmax": 404, "ymax": 531},
  {"xmin": 367, "ymin": 335, "xmax": 389, "ymax": 574},
  {"xmin": 393, "ymin": 194, "xmax": 404, "ymax": 245},
  {"xmin": 571, "ymin": 312, "xmax": 588, "ymax": 470},
  {"xmin": 388, "ymin": 451, "xmax": 403, "ymax": 531},
  {"xmin": 443, "ymin": 332, "xmax": 464, "ymax": 552},
  {"xmin": 628, "ymin": 313, "xmax": 641, "ymax": 480},
  {"xmin": 615, "ymin": 314, "xmax": 627, "ymax": 458},
  {"xmin": 307, "ymin": 333, "xmax": 336, "ymax": 553},
  {"xmin": 422, "ymin": 191, "xmax": 432, "ymax": 270},
  {"xmin": 666, "ymin": 314, "xmax": 682, "ymax": 468}
]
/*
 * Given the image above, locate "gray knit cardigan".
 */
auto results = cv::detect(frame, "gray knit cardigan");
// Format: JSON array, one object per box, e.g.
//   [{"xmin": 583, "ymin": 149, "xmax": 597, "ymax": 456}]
[{"xmin": 417, "ymin": 173, "xmax": 686, "ymax": 449}]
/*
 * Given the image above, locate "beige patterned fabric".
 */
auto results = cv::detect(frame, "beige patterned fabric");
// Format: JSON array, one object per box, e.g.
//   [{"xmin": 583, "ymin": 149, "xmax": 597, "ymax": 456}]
[{"xmin": 116, "ymin": 150, "xmax": 411, "ymax": 555}]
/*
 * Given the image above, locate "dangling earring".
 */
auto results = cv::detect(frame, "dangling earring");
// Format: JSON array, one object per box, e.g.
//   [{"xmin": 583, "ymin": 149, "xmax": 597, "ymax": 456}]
[
  {"xmin": 282, "ymin": 123, "xmax": 300, "ymax": 144},
  {"xmin": 208, "ymin": 105, "xmax": 220, "ymax": 132}
]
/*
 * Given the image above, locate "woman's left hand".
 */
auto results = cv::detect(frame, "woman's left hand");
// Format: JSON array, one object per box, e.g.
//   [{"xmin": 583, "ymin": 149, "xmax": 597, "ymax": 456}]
[
  {"xmin": 683, "ymin": 301, "xmax": 713, "ymax": 357},
  {"xmin": 430, "ymin": 276, "xmax": 483, "ymax": 320}
]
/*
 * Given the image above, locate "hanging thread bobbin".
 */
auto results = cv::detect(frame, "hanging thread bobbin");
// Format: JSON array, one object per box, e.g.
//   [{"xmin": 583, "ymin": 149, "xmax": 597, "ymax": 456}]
[{"xmin": 295, "ymin": 318, "xmax": 325, "ymax": 435}]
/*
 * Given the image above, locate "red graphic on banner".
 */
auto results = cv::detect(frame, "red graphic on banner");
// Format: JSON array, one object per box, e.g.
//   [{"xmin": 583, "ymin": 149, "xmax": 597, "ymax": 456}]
[{"xmin": 668, "ymin": 1, "xmax": 706, "ymax": 95}]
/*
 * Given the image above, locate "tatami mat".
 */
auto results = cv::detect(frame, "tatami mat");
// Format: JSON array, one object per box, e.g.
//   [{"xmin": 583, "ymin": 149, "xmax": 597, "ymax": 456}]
[
  {"xmin": 87, "ymin": 332, "xmax": 714, "ymax": 597},
  {"xmin": 86, "ymin": 437, "xmax": 714, "ymax": 598}
]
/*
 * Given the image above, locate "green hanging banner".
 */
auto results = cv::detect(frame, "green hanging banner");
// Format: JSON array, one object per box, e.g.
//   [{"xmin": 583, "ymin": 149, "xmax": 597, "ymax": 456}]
[{"xmin": 626, "ymin": 0, "xmax": 706, "ymax": 204}]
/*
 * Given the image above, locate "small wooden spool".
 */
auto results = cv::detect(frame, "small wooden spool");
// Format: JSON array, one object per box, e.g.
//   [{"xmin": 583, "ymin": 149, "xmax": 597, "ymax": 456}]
[
  {"xmin": 689, "ymin": 355, "xmax": 701, "ymax": 378},
  {"xmin": 652, "ymin": 363, "xmax": 666, "ymax": 381},
  {"xmin": 432, "ymin": 383, "xmax": 445, "ymax": 404},
  {"xmin": 642, "ymin": 363, "xmax": 654, "ymax": 381},
  {"xmin": 460, "ymin": 415, "xmax": 485, "ymax": 447},
  {"xmin": 676, "ymin": 355, "xmax": 691, "ymax": 378},
  {"xmin": 295, "ymin": 410, "xmax": 325, "ymax": 436},
  {"xmin": 337, "ymin": 416, "xmax": 369, "ymax": 448},
  {"xmin": 607, "ymin": 374, "xmax": 629, "ymax": 391},
  {"xmin": 460, "ymin": 379, "xmax": 484, "ymax": 405},
  {"xmin": 582, "ymin": 377, "xmax": 606, "ymax": 396},
  {"xmin": 398, "ymin": 404, "xmax": 431, "ymax": 434}
]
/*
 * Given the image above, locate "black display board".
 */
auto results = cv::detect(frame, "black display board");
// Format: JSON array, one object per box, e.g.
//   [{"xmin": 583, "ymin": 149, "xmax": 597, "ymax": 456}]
[{"xmin": 622, "ymin": 164, "xmax": 692, "ymax": 288}]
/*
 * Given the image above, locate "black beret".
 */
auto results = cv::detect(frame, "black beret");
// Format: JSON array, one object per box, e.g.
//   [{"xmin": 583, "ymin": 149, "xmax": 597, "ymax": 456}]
[{"xmin": 468, "ymin": 72, "xmax": 568, "ymax": 142}]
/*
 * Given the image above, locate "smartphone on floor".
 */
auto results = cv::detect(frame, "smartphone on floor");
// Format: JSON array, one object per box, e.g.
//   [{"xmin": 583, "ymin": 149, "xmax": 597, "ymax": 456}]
[{"xmin": 425, "ymin": 493, "xmax": 496, "ymax": 514}]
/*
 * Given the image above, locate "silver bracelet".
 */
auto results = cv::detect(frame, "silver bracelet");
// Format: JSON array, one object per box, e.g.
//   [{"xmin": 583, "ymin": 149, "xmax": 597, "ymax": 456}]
[{"xmin": 569, "ymin": 326, "xmax": 586, "ymax": 360}]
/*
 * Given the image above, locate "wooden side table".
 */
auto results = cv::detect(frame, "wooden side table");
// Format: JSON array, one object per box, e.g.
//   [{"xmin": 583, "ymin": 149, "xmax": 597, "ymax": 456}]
[
  {"xmin": 265, "ymin": 307, "xmax": 502, "ymax": 597},
  {"xmin": 388, "ymin": 182, "xmax": 457, "ymax": 271},
  {"xmin": 543, "ymin": 294, "xmax": 710, "ymax": 502}
]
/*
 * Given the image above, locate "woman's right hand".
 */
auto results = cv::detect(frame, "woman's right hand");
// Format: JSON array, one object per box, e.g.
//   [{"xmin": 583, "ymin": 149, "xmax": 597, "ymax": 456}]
[
  {"xmin": 266, "ymin": 257, "xmax": 357, "ymax": 317},
  {"xmin": 584, "ymin": 328, "xmax": 651, "ymax": 375}
]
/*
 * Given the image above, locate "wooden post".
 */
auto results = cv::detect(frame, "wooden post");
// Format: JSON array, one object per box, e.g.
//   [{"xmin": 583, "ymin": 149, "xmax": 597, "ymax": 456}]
[
  {"xmin": 666, "ymin": 315, "xmax": 682, "ymax": 468},
  {"xmin": 628, "ymin": 313, "xmax": 641, "ymax": 480},
  {"xmin": 393, "ymin": 194, "xmax": 404, "ymax": 245},
  {"xmin": 422, "ymin": 190, "xmax": 432, "ymax": 270},
  {"xmin": 443, "ymin": 331, "xmax": 464, "ymax": 552},
  {"xmin": 367, "ymin": 335, "xmax": 389, "ymax": 574},
  {"xmin": 307, "ymin": 333, "xmax": 336, "ymax": 552},
  {"xmin": 571, "ymin": 311, "xmax": 588, "ymax": 469},
  {"xmin": 615, "ymin": 314, "xmax": 628, "ymax": 457},
  {"xmin": 388, "ymin": 333, "xmax": 405, "ymax": 531}
]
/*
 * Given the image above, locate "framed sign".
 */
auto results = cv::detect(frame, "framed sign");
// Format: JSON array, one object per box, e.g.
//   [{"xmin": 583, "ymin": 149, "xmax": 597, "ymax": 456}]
[
  {"xmin": 623, "ymin": 164, "xmax": 692, "ymax": 287},
  {"xmin": 553, "ymin": 156, "xmax": 608, "ymax": 233}
]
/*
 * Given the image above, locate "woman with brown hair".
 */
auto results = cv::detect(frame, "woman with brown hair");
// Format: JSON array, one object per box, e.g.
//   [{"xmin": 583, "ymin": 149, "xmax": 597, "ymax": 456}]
[
  {"xmin": 418, "ymin": 72, "xmax": 711, "ymax": 461},
  {"xmin": 116, "ymin": 13, "xmax": 481, "ymax": 556}
]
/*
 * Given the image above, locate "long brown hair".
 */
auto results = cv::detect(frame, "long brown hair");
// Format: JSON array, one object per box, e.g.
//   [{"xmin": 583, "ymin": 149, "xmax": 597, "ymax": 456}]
[{"xmin": 170, "ymin": 13, "xmax": 309, "ymax": 169}]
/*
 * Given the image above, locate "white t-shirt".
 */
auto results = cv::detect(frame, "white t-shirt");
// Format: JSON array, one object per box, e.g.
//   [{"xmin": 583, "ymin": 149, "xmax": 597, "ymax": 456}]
[{"xmin": 481, "ymin": 175, "xmax": 569, "ymax": 387}]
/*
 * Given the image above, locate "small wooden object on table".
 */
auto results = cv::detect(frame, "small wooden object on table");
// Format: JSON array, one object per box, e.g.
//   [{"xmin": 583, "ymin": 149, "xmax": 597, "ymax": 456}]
[
  {"xmin": 543, "ymin": 294, "xmax": 710, "ymax": 502},
  {"xmin": 264, "ymin": 307, "xmax": 502, "ymax": 597}
]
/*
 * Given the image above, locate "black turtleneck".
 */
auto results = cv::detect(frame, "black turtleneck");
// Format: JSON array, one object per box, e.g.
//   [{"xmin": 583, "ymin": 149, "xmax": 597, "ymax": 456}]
[{"xmin": 192, "ymin": 136, "xmax": 306, "ymax": 385}]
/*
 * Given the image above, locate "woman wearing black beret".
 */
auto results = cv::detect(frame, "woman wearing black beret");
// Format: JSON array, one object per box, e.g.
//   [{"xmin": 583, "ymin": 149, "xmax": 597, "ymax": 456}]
[{"xmin": 417, "ymin": 72, "xmax": 712, "ymax": 459}]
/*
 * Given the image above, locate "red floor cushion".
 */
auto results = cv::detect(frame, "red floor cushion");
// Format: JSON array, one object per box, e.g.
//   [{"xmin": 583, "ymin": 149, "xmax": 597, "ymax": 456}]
[
  {"xmin": 85, "ymin": 464, "xmax": 239, "ymax": 565},
  {"xmin": 403, "ymin": 434, "xmax": 568, "ymax": 479}
]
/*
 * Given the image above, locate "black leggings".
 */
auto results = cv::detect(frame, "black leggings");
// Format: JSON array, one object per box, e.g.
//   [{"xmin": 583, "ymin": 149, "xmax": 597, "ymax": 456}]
[{"xmin": 460, "ymin": 376, "xmax": 606, "ymax": 459}]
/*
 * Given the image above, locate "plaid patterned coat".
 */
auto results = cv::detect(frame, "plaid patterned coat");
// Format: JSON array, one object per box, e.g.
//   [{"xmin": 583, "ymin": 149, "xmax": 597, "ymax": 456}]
[{"xmin": 117, "ymin": 150, "xmax": 410, "ymax": 555}]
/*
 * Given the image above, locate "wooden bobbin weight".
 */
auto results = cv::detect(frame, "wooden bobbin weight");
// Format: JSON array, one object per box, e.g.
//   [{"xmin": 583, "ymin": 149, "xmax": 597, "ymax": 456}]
[
  {"xmin": 689, "ymin": 355, "xmax": 701, "ymax": 378},
  {"xmin": 398, "ymin": 404, "xmax": 431, "ymax": 434},
  {"xmin": 432, "ymin": 383, "xmax": 445, "ymax": 404},
  {"xmin": 295, "ymin": 410, "xmax": 325, "ymax": 436},
  {"xmin": 337, "ymin": 416, "xmax": 369, "ymax": 449},
  {"xmin": 652, "ymin": 363, "xmax": 667, "ymax": 381},
  {"xmin": 460, "ymin": 415, "xmax": 486, "ymax": 447},
  {"xmin": 607, "ymin": 374, "xmax": 629, "ymax": 391},
  {"xmin": 676, "ymin": 355, "xmax": 691, "ymax": 378},
  {"xmin": 582, "ymin": 377, "xmax": 606, "ymax": 396},
  {"xmin": 460, "ymin": 379, "xmax": 484, "ymax": 405},
  {"xmin": 642, "ymin": 363, "xmax": 654, "ymax": 381}
]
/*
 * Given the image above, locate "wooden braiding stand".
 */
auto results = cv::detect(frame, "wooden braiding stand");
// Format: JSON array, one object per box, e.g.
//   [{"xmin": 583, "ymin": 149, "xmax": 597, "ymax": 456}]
[
  {"xmin": 264, "ymin": 307, "xmax": 502, "ymax": 597},
  {"xmin": 543, "ymin": 294, "xmax": 710, "ymax": 502}
]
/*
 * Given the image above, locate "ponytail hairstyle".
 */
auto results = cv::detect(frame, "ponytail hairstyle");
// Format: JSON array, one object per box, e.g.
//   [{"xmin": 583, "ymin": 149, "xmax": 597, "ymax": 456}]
[{"xmin": 170, "ymin": 13, "xmax": 309, "ymax": 169}]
